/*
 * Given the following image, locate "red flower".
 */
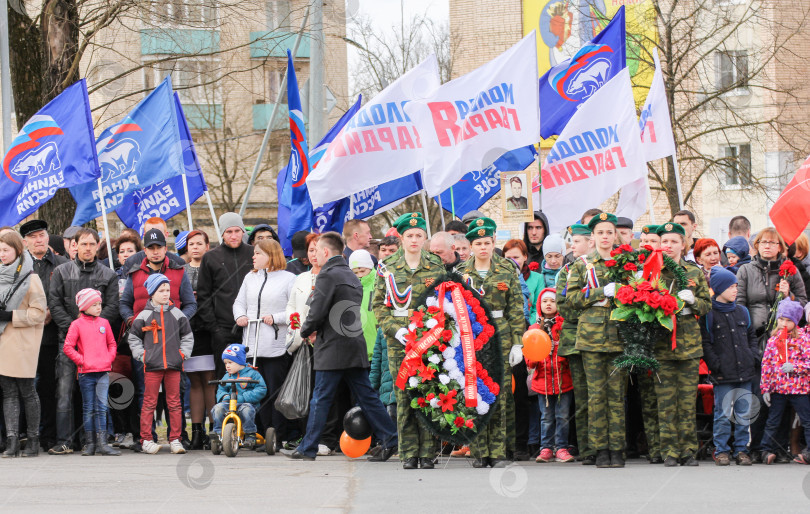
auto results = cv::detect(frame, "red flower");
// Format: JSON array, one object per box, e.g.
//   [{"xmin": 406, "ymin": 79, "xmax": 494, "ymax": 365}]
[
  {"xmin": 528, "ymin": 262, "xmax": 539, "ymax": 271},
  {"xmin": 624, "ymin": 263, "xmax": 638, "ymax": 272},
  {"xmin": 465, "ymin": 419, "xmax": 475, "ymax": 428},
  {"xmin": 610, "ymin": 248, "xmax": 620, "ymax": 257},
  {"xmin": 619, "ymin": 244, "xmax": 634, "ymax": 252},
  {"xmin": 454, "ymin": 416, "xmax": 465, "ymax": 427},
  {"xmin": 427, "ymin": 306, "xmax": 440, "ymax": 314},
  {"xmin": 426, "ymin": 393, "xmax": 435, "ymax": 400},
  {"xmin": 417, "ymin": 398, "xmax": 427, "ymax": 408},
  {"xmin": 489, "ymin": 382, "xmax": 500, "ymax": 395},
  {"xmin": 438, "ymin": 344, "xmax": 447, "ymax": 352},
  {"xmin": 441, "ymin": 330, "xmax": 453, "ymax": 342},
  {"xmin": 419, "ymin": 366, "xmax": 437, "ymax": 382},
  {"xmin": 438, "ymin": 391, "xmax": 457, "ymax": 412},
  {"xmin": 661, "ymin": 295, "xmax": 678, "ymax": 315},
  {"xmin": 616, "ymin": 285, "xmax": 635, "ymax": 304},
  {"xmin": 636, "ymin": 281, "xmax": 654, "ymax": 291},
  {"xmin": 633, "ymin": 291, "xmax": 650, "ymax": 303},
  {"xmin": 646, "ymin": 293, "xmax": 662, "ymax": 309},
  {"xmin": 605, "ymin": 260, "xmax": 617, "ymax": 267},
  {"xmin": 780, "ymin": 261, "xmax": 798, "ymax": 278},
  {"xmin": 638, "ymin": 253, "xmax": 646, "ymax": 263}
]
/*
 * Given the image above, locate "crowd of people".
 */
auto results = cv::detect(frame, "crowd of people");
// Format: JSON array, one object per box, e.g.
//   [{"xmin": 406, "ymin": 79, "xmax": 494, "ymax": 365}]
[{"xmin": 1, "ymin": 208, "xmax": 810, "ymax": 471}]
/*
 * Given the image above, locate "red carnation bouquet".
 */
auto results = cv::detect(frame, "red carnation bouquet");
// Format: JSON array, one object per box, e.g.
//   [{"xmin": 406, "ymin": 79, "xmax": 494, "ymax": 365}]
[
  {"xmin": 289, "ymin": 312, "xmax": 301, "ymax": 330},
  {"xmin": 765, "ymin": 260, "xmax": 799, "ymax": 333}
]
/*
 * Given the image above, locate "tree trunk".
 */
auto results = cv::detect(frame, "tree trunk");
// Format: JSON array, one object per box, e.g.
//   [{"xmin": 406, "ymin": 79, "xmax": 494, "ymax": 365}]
[{"xmin": 7, "ymin": 6, "xmax": 43, "ymax": 125}]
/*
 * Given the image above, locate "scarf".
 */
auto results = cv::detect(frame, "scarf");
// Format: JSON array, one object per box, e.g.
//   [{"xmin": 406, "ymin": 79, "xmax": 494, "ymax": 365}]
[
  {"xmin": 0, "ymin": 252, "xmax": 34, "ymax": 336},
  {"xmin": 711, "ymin": 298, "xmax": 737, "ymax": 313}
]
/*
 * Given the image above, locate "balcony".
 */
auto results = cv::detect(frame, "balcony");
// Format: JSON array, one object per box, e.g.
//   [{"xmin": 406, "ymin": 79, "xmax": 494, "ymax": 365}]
[
  {"xmin": 183, "ymin": 103, "xmax": 223, "ymax": 130},
  {"xmin": 249, "ymin": 31, "xmax": 310, "ymax": 59},
  {"xmin": 252, "ymin": 103, "xmax": 289, "ymax": 131},
  {"xmin": 140, "ymin": 29, "xmax": 220, "ymax": 55}
]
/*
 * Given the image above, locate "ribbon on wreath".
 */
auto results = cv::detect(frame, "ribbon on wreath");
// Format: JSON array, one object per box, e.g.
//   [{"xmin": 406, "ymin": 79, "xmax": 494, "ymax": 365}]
[{"xmin": 395, "ymin": 281, "xmax": 479, "ymax": 407}]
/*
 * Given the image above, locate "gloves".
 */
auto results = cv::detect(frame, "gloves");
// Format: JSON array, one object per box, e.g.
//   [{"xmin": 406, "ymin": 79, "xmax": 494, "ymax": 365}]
[
  {"xmin": 394, "ymin": 328, "xmax": 409, "ymax": 346},
  {"xmin": 677, "ymin": 290, "xmax": 695, "ymax": 304},
  {"xmin": 509, "ymin": 345, "xmax": 524, "ymax": 367},
  {"xmin": 603, "ymin": 283, "xmax": 616, "ymax": 298},
  {"xmin": 762, "ymin": 392, "xmax": 771, "ymax": 407},
  {"xmin": 782, "ymin": 362, "xmax": 795, "ymax": 373}
]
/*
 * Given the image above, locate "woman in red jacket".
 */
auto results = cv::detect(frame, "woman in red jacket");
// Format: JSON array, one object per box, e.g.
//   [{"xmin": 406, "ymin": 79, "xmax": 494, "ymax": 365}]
[{"xmin": 527, "ymin": 288, "xmax": 574, "ymax": 463}]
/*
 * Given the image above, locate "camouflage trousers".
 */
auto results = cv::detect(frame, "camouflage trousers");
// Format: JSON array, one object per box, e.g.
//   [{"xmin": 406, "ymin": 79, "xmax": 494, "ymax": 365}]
[
  {"xmin": 638, "ymin": 371, "xmax": 661, "ymax": 458},
  {"xmin": 387, "ymin": 343, "xmax": 435, "ymax": 459},
  {"xmin": 581, "ymin": 351, "xmax": 627, "ymax": 451},
  {"xmin": 654, "ymin": 359, "xmax": 699, "ymax": 460},
  {"xmin": 567, "ymin": 353, "xmax": 594, "ymax": 458},
  {"xmin": 472, "ymin": 354, "xmax": 514, "ymax": 459}
]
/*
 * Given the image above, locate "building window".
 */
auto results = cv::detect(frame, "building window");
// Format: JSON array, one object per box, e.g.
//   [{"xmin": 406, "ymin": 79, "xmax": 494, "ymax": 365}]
[
  {"xmin": 152, "ymin": 0, "xmax": 218, "ymax": 27},
  {"xmin": 266, "ymin": 0, "xmax": 291, "ymax": 30},
  {"xmin": 721, "ymin": 144, "xmax": 752, "ymax": 186},
  {"xmin": 144, "ymin": 59, "xmax": 218, "ymax": 105},
  {"xmin": 717, "ymin": 51, "xmax": 748, "ymax": 90},
  {"xmin": 264, "ymin": 68, "xmax": 287, "ymax": 103}
]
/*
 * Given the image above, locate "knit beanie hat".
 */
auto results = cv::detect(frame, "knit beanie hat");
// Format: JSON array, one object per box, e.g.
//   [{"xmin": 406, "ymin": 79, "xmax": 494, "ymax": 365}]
[
  {"xmin": 175, "ymin": 231, "xmax": 189, "ymax": 251},
  {"xmin": 218, "ymin": 212, "xmax": 246, "ymax": 236},
  {"xmin": 75, "ymin": 288, "xmax": 102, "ymax": 313},
  {"xmin": 349, "ymin": 249, "xmax": 374, "ymax": 270},
  {"xmin": 543, "ymin": 233, "xmax": 565, "ymax": 257},
  {"xmin": 145, "ymin": 273, "xmax": 170, "ymax": 297},
  {"xmin": 709, "ymin": 266, "xmax": 737, "ymax": 297},
  {"xmin": 777, "ymin": 299, "xmax": 804, "ymax": 326},
  {"xmin": 222, "ymin": 343, "xmax": 247, "ymax": 367}
]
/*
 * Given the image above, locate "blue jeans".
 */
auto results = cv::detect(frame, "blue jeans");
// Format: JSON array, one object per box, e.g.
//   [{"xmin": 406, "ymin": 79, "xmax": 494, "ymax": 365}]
[
  {"xmin": 78, "ymin": 372, "xmax": 110, "ymax": 433},
  {"xmin": 298, "ymin": 368, "xmax": 398, "ymax": 458},
  {"xmin": 762, "ymin": 393, "xmax": 810, "ymax": 453},
  {"xmin": 712, "ymin": 381, "xmax": 753, "ymax": 455},
  {"xmin": 55, "ymin": 351, "xmax": 77, "ymax": 444},
  {"xmin": 528, "ymin": 396, "xmax": 540, "ymax": 445},
  {"xmin": 211, "ymin": 402, "xmax": 257, "ymax": 436},
  {"xmin": 538, "ymin": 391, "xmax": 572, "ymax": 450}
]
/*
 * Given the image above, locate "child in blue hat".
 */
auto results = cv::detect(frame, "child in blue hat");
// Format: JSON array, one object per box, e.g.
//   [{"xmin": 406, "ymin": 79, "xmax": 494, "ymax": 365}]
[{"xmin": 210, "ymin": 344, "xmax": 267, "ymax": 450}]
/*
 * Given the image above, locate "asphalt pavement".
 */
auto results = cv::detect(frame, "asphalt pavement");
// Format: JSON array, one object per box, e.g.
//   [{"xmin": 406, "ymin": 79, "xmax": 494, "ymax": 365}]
[{"xmin": 3, "ymin": 449, "xmax": 810, "ymax": 513}]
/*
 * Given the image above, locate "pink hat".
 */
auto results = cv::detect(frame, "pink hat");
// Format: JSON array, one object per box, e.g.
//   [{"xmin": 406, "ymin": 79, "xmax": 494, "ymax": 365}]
[
  {"xmin": 539, "ymin": 288, "xmax": 556, "ymax": 302},
  {"xmin": 75, "ymin": 288, "xmax": 102, "ymax": 313}
]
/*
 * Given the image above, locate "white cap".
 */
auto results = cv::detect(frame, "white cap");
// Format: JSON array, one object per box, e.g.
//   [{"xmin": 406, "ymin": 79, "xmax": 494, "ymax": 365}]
[{"xmin": 349, "ymin": 249, "xmax": 374, "ymax": 270}]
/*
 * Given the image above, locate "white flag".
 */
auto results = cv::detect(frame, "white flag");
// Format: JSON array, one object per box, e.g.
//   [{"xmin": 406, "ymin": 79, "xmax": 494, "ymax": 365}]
[
  {"xmin": 541, "ymin": 68, "xmax": 647, "ymax": 232},
  {"xmin": 405, "ymin": 32, "xmax": 541, "ymax": 197},
  {"xmin": 616, "ymin": 176, "xmax": 651, "ymax": 223},
  {"xmin": 640, "ymin": 49, "xmax": 676, "ymax": 162},
  {"xmin": 306, "ymin": 56, "xmax": 441, "ymax": 207}
]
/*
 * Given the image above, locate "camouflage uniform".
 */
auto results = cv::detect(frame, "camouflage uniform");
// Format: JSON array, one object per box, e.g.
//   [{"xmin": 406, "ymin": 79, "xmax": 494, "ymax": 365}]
[
  {"xmin": 457, "ymin": 254, "xmax": 524, "ymax": 459},
  {"xmin": 555, "ymin": 263, "xmax": 593, "ymax": 458},
  {"xmin": 372, "ymin": 249, "xmax": 446, "ymax": 459},
  {"xmin": 653, "ymin": 259, "xmax": 710, "ymax": 460},
  {"xmin": 567, "ymin": 250, "xmax": 627, "ymax": 452},
  {"xmin": 638, "ymin": 371, "xmax": 660, "ymax": 459}
]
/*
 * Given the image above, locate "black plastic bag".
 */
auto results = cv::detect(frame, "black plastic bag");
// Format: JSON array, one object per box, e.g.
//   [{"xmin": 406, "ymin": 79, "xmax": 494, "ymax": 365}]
[{"xmin": 275, "ymin": 343, "xmax": 312, "ymax": 420}]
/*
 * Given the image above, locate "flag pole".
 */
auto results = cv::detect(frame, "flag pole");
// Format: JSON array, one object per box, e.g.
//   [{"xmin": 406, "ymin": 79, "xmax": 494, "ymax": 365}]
[
  {"xmin": 420, "ymin": 191, "xmax": 432, "ymax": 239},
  {"xmin": 204, "ymin": 191, "xmax": 221, "ymax": 243},
  {"xmin": 96, "ymin": 178, "xmax": 115, "ymax": 270},
  {"xmin": 239, "ymin": 6, "xmax": 311, "ymax": 217},
  {"xmin": 436, "ymin": 193, "xmax": 446, "ymax": 231},
  {"xmin": 449, "ymin": 186, "xmax": 456, "ymax": 219},
  {"xmin": 180, "ymin": 172, "xmax": 194, "ymax": 231},
  {"xmin": 670, "ymin": 154, "xmax": 684, "ymax": 209}
]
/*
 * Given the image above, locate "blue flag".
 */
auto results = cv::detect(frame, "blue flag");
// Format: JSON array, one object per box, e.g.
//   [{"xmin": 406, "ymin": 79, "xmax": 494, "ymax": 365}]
[
  {"xmin": 116, "ymin": 93, "xmax": 207, "ymax": 234},
  {"xmin": 0, "ymin": 80, "xmax": 99, "ymax": 226},
  {"xmin": 539, "ymin": 6, "xmax": 626, "ymax": 139},
  {"xmin": 435, "ymin": 146, "xmax": 537, "ymax": 216},
  {"xmin": 71, "ymin": 76, "xmax": 182, "ymax": 225}
]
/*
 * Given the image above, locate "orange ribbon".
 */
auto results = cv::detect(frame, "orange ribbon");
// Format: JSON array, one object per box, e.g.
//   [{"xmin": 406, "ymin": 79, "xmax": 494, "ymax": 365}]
[
  {"xmin": 143, "ymin": 319, "xmax": 162, "ymax": 343},
  {"xmin": 671, "ymin": 314, "xmax": 677, "ymax": 350}
]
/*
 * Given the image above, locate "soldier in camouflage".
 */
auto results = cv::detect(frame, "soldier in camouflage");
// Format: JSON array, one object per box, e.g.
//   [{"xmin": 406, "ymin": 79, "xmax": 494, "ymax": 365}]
[
  {"xmin": 372, "ymin": 213, "xmax": 446, "ymax": 470},
  {"xmin": 456, "ymin": 217, "xmax": 524, "ymax": 468},
  {"xmin": 654, "ymin": 222, "xmax": 711, "ymax": 467},
  {"xmin": 556, "ymin": 223, "xmax": 596, "ymax": 464},
  {"xmin": 566, "ymin": 213, "xmax": 627, "ymax": 468},
  {"xmin": 638, "ymin": 224, "xmax": 662, "ymax": 463}
]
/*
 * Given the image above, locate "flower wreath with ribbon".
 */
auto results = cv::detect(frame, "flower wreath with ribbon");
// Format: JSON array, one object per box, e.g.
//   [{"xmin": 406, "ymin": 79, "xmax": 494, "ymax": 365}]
[{"xmin": 395, "ymin": 273, "xmax": 503, "ymax": 444}]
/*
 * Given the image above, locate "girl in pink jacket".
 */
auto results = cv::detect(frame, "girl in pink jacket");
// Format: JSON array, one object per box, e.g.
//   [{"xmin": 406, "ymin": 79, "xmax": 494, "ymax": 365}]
[
  {"xmin": 63, "ymin": 288, "xmax": 119, "ymax": 456},
  {"xmin": 760, "ymin": 299, "xmax": 810, "ymax": 464}
]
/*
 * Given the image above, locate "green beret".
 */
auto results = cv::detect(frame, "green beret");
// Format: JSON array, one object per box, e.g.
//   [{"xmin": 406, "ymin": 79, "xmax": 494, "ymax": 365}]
[
  {"xmin": 465, "ymin": 217, "xmax": 497, "ymax": 241},
  {"xmin": 656, "ymin": 222, "xmax": 685, "ymax": 237},
  {"xmin": 641, "ymin": 224, "xmax": 660, "ymax": 235},
  {"xmin": 586, "ymin": 212, "xmax": 618, "ymax": 232},
  {"xmin": 567, "ymin": 224, "xmax": 590, "ymax": 236},
  {"xmin": 393, "ymin": 212, "xmax": 427, "ymax": 235}
]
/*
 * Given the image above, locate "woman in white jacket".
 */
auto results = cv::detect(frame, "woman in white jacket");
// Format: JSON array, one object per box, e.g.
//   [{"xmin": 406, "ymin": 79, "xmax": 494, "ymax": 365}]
[
  {"xmin": 234, "ymin": 239, "xmax": 295, "ymax": 451},
  {"xmin": 286, "ymin": 233, "xmax": 322, "ymax": 354}
]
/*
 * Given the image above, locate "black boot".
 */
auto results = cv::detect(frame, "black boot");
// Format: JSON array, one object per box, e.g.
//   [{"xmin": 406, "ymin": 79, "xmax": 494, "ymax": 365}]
[
  {"xmin": 190, "ymin": 423, "xmax": 204, "ymax": 450},
  {"xmin": 1, "ymin": 436, "xmax": 19, "ymax": 458},
  {"xmin": 402, "ymin": 457, "xmax": 418, "ymax": 469},
  {"xmin": 82, "ymin": 432, "xmax": 96, "ymax": 456},
  {"xmin": 97, "ymin": 432, "xmax": 121, "ymax": 456},
  {"xmin": 609, "ymin": 450, "xmax": 625, "ymax": 468},
  {"xmin": 21, "ymin": 436, "xmax": 39, "ymax": 457},
  {"xmin": 419, "ymin": 457, "xmax": 435, "ymax": 469},
  {"xmin": 595, "ymin": 449, "xmax": 611, "ymax": 468},
  {"xmin": 0, "ymin": 431, "xmax": 5, "ymax": 453}
]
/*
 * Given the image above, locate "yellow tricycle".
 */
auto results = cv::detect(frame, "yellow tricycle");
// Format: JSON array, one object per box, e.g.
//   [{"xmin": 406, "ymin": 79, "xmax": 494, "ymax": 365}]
[{"xmin": 208, "ymin": 378, "xmax": 276, "ymax": 457}]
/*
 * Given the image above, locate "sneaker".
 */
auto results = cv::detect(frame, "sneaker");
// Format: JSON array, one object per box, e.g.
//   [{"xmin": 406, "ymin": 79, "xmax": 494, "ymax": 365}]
[
  {"xmin": 142, "ymin": 440, "xmax": 160, "ymax": 454},
  {"xmin": 736, "ymin": 452, "xmax": 752, "ymax": 466},
  {"xmin": 555, "ymin": 448, "xmax": 575, "ymax": 463},
  {"xmin": 243, "ymin": 434, "xmax": 257, "ymax": 451},
  {"xmin": 48, "ymin": 443, "xmax": 73, "ymax": 455},
  {"xmin": 119, "ymin": 433, "xmax": 134, "ymax": 450},
  {"xmin": 714, "ymin": 452, "xmax": 730, "ymax": 466},
  {"xmin": 283, "ymin": 437, "xmax": 302, "ymax": 451},
  {"xmin": 170, "ymin": 439, "xmax": 186, "ymax": 454},
  {"xmin": 450, "ymin": 446, "xmax": 470, "ymax": 458},
  {"xmin": 536, "ymin": 448, "xmax": 553, "ymax": 463},
  {"xmin": 112, "ymin": 433, "xmax": 125, "ymax": 447},
  {"xmin": 317, "ymin": 444, "xmax": 333, "ymax": 456}
]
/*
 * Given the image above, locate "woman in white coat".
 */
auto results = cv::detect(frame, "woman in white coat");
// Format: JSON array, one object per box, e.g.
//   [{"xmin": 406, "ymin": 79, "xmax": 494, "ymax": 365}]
[
  {"xmin": 234, "ymin": 239, "xmax": 295, "ymax": 450},
  {"xmin": 286, "ymin": 233, "xmax": 322, "ymax": 354}
]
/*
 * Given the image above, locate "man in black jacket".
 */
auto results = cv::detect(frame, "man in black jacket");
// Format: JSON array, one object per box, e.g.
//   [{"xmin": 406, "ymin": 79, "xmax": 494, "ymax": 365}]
[
  {"xmin": 21, "ymin": 219, "xmax": 67, "ymax": 451},
  {"xmin": 283, "ymin": 232, "xmax": 397, "ymax": 461},
  {"xmin": 523, "ymin": 211, "xmax": 550, "ymax": 268},
  {"xmin": 48, "ymin": 228, "xmax": 119, "ymax": 454},
  {"xmin": 196, "ymin": 212, "xmax": 254, "ymax": 378}
]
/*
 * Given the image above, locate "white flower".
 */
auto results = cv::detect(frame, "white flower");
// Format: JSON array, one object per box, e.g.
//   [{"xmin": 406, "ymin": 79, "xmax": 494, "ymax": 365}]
[
  {"xmin": 443, "ymin": 358, "xmax": 458, "ymax": 371},
  {"xmin": 443, "ymin": 302, "xmax": 457, "ymax": 318},
  {"xmin": 438, "ymin": 374, "xmax": 450, "ymax": 385},
  {"xmin": 428, "ymin": 354, "xmax": 441, "ymax": 364},
  {"xmin": 408, "ymin": 377, "xmax": 419, "ymax": 388},
  {"xmin": 426, "ymin": 296, "xmax": 438, "ymax": 308},
  {"xmin": 429, "ymin": 397, "xmax": 440, "ymax": 408},
  {"xmin": 442, "ymin": 347, "xmax": 456, "ymax": 360},
  {"xmin": 408, "ymin": 323, "xmax": 416, "ymax": 332},
  {"xmin": 449, "ymin": 369, "xmax": 464, "ymax": 383},
  {"xmin": 476, "ymin": 402, "xmax": 490, "ymax": 415},
  {"xmin": 425, "ymin": 318, "xmax": 438, "ymax": 329},
  {"xmin": 450, "ymin": 330, "xmax": 461, "ymax": 348}
]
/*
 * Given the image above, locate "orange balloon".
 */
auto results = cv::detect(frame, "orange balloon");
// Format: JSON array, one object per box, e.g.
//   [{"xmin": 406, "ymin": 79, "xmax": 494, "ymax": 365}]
[
  {"xmin": 339, "ymin": 431, "xmax": 371, "ymax": 459},
  {"xmin": 522, "ymin": 329, "xmax": 552, "ymax": 361}
]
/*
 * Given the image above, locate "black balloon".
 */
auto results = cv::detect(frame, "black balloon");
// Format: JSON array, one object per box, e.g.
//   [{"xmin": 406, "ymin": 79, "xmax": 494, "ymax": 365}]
[{"xmin": 343, "ymin": 406, "xmax": 372, "ymax": 440}]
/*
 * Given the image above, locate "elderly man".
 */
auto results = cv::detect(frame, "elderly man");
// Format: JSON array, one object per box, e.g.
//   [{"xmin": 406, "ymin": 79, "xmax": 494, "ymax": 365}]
[
  {"xmin": 429, "ymin": 231, "xmax": 461, "ymax": 272},
  {"xmin": 197, "ymin": 212, "xmax": 254, "ymax": 378}
]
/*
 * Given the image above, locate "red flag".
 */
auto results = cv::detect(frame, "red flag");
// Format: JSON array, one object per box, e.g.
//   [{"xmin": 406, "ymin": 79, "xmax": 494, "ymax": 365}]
[{"xmin": 769, "ymin": 155, "xmax": 810, "ymax": 246}]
